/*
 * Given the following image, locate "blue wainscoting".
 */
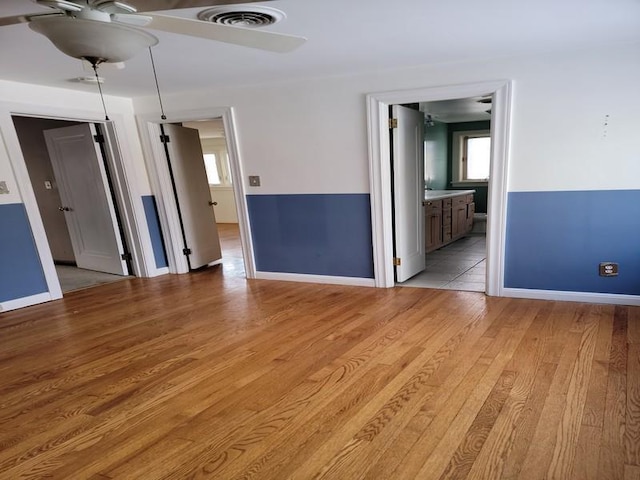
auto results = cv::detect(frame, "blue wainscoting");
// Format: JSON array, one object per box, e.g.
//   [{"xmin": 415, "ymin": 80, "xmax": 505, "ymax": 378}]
[
  {"xmin": 247, "ymin": 194, "xmax": 374, "ymax": 278},
  {"xmin": 0, "ymin": 203, "xmax": 48, "ymax": 302},
  {"xmin": 505, "ymin": 190, "xmax": 640, "ymax": 295},
  {"xmin": 142, "ymin": 195, "xmax": 168, "ymax": 269}
]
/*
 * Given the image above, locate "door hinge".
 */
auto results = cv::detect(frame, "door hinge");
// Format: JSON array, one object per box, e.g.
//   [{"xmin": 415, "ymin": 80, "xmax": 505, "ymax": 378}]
[
  {"xmin": 389, "ymin": 118, "xmax": 398, "ymax": 129},
  {"xmin": 393, "ymin": 257, "xmax": 401, "ymax": 266},
  {"xmin": 160, "ymin": 134, "xmax": 170, "ymax": 143},
  {"xmin": 93, "ymin": 134, "xmax": 105, "ymax": 144},
  {"xmin": 183, "ymin": 248, "xmax": 192, "ymax": 256},
  {"xmin": 121, "ymin": 253, "xmax": 132, "ymax": 261}
]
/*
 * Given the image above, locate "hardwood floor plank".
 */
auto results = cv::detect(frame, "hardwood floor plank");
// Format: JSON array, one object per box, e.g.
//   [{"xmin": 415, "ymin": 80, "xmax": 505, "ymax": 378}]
[
  {"xmin": 598, "ymin": 305, "xmax": 629, "ymax": 480},
  {"xmin": 546, "ymin": 311, "xmax": 599, "ymax": 479}
]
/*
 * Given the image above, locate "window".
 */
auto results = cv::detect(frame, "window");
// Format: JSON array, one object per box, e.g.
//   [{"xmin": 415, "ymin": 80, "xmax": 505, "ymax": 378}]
[
  {"xmin": 451, "ymin": 129, "xmax": 491, "ymax": 185},
  {"xmin": 202, "ymin": 149, "xmax": 232, "ymax": 186},
  {"xmin": 462, "ymin": 134, "xmax": 491, "ymax": 181},
  {"xmin": 203, "ymin": 154, "xmax": 221, "ymax": 184}
]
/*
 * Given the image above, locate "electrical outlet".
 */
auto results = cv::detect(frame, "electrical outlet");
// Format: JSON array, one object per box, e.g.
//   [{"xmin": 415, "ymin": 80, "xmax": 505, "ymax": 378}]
[
  {"xmin": 249, "ymin": 176, "xmax": 261, "ymax": 187},
  {"xmin": 599, "ymin": 262, "xmax": 618, "ymax": 277},
  {"xmin": 0, "ymin": 181, "xmax": 9, "ymax": 194}
]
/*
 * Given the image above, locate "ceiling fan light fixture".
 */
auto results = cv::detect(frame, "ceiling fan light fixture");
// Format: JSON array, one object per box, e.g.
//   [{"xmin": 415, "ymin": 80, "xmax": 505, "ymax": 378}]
[{"xmin": 29, "ymin": 16, "xmax": 158, "ymax": 63}]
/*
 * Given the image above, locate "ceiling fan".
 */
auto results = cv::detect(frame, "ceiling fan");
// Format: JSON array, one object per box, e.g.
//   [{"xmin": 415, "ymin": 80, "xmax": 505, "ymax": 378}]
[{"xmin": 0, "ymin": 0, "xmax": 307, "ymax": 65}]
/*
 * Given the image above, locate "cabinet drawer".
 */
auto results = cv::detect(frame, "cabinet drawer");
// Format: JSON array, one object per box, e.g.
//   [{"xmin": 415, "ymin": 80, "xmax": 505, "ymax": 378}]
[
  {"xmin": 453, "ymin": 196, "xmax": 467, "ymax": 206},
  {"xmin": 466, "ymin": 194, "xmax": 474, "ymax": 204},
  {"xmin": 443, "ymin": 198, "xmax": 452, "ymax": 208},
  {"xmin": 424, "ymin": 199, "xmax": 442, "ymax": 214}
]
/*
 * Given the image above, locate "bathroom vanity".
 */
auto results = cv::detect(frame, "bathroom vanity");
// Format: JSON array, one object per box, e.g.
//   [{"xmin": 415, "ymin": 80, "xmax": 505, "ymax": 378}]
[{"xmin": 423, "ymin": 190, "xmax": 475, "ymax": 252}]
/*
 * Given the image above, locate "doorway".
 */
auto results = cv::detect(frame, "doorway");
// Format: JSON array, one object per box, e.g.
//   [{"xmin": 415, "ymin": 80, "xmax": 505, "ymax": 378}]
[
  {"xmin": 182, "ymin": 119, "xmax": 245, "ymax": 277},
  {"xmin": 395, "ymin": 97, "xmax": 492, "ymax": 292},
  {"xmin": 138, "ymin": 107, "xmax": 255, "ymax": 278},
  {"xmin": 12, "ymin": 115, "xmax": 132, "ymax": 293},
  {"xmin": 367, "ymin": 80, "xmax": 512, "ymax": 296}
]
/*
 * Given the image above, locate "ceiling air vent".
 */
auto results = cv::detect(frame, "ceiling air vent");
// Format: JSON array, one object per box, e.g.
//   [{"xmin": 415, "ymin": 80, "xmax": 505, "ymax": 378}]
[{"xmin": 197, "ymin": 6, "xmax": 286, "ymax": 28}]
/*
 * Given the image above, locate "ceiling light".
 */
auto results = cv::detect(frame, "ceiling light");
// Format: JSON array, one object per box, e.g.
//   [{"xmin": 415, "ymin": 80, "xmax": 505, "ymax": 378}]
[{"xmin": 29, "ymin": 16, "xmax": 158, "ymax": 63}]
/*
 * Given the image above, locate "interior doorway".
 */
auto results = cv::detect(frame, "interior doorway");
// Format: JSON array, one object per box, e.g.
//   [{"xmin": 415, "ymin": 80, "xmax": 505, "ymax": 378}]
[
  {"xmin": 139, "ymin": 106, "xmax": 255, "ymax": 279},
  {"xmin": 393, "ymin": 97, "xmax": 492, "ymax": 292},
  {"xmin": 367, "ymin": 80, "xmax": 512, "ymax": 296},
  {"xmin": 182, "ymin": 119, "xmax": 245, "ymax": 276},
  {"xmin": 12, "ymin": 115, "xmax": 132, "ymax": 293}
]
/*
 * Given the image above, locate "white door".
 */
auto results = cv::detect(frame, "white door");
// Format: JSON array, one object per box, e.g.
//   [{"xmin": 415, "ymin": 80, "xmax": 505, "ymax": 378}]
[
  {"xmin": 44, "ymin": 124, "xmax": 128, "ymax": 275},
  {"xmin": 161, "ymin": 124, "xmax": 222, "ymax": 269},
  {"xmin": 392, "ymin": 105, "xmax": 426, "ymax": 282}
]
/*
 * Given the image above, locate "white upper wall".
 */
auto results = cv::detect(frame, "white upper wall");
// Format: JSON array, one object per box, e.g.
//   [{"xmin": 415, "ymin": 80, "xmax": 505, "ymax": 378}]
[
  {"xmin": 133, "ymin": 42, "xmax": 640, "ymax": 195},
  {"xmin": 0, "ymin": 79, "xmax": 151, "ymax": 206}
]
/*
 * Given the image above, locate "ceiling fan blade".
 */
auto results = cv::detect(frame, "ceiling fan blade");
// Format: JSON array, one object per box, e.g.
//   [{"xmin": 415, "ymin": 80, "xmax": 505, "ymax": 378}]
[
  {"xmin": 0, "ymin": 15, "xmax": 30, "ymax": 27},
  {"xmin": 147, "ymin": 14, "xmax": 306, "ymax": 53},
  {"xmin": 125, "ymin": 0, "xmax": 273, "ymax": 13},
  {"xmin": 0, "ymin": 12, "xmax": 63, "ymax": 27}
]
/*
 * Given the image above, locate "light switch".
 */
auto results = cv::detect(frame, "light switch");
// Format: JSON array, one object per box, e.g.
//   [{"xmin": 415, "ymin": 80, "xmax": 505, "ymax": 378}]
[
  {"xmin": 44, "ymin": 181, "xmax": 52, "ymax": 190},
  {"xmin": 249, "ymin": 176, "xmax": 261, "ymax": 187},
  {"xmin": 0, "ymin": 181, "xmax": 8, "ymax": 194}
]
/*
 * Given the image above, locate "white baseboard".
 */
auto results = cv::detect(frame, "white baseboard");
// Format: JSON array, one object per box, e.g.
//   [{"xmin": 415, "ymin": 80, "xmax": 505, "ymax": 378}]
[
  {"xmin": 0, "ymin": 292, "xmax": 52, "ymax": 313},
  {"xmin": 255, "ymin": 271, "xmax": 376, "ymax": 287},
  {"xmin": 145, "ymin": 266, "xmax": 169, "ymax": 277},
  {"xmin": 503, "ymin": 287, "xmax": 640, "ymax": 306}
]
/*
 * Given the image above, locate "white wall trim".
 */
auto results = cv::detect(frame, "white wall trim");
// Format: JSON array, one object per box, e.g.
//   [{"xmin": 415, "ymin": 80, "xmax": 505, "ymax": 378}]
[
  {"xmin": 0, "ymin": 293, "xmax": 52, "ymax": 314},
  {"xmin": 136, "ymin": 107, "xmax": 255, "ymax": 278},
  {"xmin": 503, "ymin": 287, "xmax": 640, "ymax": 306},
  {"xmin": 366, "ymin": 80, "xmax": 513, "ymax": 295},
  {"xmin": 255, "ymin": 271, "xmax": 376, "ymax": 287},
  {"xmin": 1, "ymin": 103, "xmax": 154, "ymax": 307}
]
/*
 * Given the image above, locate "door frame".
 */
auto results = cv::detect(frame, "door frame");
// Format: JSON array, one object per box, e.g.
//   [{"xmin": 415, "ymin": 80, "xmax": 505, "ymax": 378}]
[
  {"xmin": 366, "ymin": 80, "xmax": 513, "ymax": 295},
  {"xmin": 1, "ymin": 103, "xmax": 153, "ymax": 307},
  {"xmin": 137, "ymin": 107, "xmax": 255, "ymax": 277}
]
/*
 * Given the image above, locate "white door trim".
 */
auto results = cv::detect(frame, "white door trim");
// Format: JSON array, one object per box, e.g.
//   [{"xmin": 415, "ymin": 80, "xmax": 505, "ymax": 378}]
[
  {"xmin": 366, "ymin": 80, "xmax": 513, "ymax": 295},
  {"xmin": 137, "ymin": 107, "xmax": 256, "ymax": 278},
  {"xmin": 1, "ymin": 103, "xmax": 153, "ymax": 307}
]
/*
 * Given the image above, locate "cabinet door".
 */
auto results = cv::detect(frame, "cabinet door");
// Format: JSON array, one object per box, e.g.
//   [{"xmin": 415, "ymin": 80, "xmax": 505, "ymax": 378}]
[
  {"xmin": 452, "ymin": 203, "xmax": 467, "ymax": 238},
  {"xmin": 467, "ymin": 202, "xmax": 475, "ymax": 232},
  {"xmin": 425, "ymin": 200, "xmax": 442, "ymax": 252}
]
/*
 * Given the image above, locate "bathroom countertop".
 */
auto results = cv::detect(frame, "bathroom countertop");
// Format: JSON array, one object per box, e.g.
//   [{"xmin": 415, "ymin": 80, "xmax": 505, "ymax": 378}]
[{"xmin": 424, "ymin": 189, "xmax": 475, "ymax": 201}]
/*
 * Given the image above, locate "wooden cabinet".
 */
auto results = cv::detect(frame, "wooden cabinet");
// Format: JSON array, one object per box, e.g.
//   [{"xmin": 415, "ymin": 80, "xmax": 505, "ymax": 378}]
[
  {"xmin": 452, "ymin": 196, "xmax": 468, "ymax": 239},
  {"xmin": 442, "ymin": 198, "xmax": 452, "ymax": 244},
  {"xmin": 425, "ymin": 200, "xmax": 442, "ymax": 253},
  {"xmin": 424, "ymin": 192, "xmax": 475, "ymax": 253}
]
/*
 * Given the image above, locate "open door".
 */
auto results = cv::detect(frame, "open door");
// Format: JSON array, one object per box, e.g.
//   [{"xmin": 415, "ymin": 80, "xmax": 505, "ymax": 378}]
[
  {"xmin": 44, "ymin": 123, "xmax": 128, "ymax": 275},
  {"xmin": 160, "ymin": 124, "xmax": 222, "ymax": 270},
  {"xmin": 392, "ymin": 105, "xmax": 426, "ymax": 282}
]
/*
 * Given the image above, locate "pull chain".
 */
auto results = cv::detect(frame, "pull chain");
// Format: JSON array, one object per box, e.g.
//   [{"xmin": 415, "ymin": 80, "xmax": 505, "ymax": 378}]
[
  {"xmin": 149, "ymin": 47, "xmax": 167, "ymax": 120},
  {"xmin": 92, "ymin": 62, "xmax": 109, "ymax": 121}
]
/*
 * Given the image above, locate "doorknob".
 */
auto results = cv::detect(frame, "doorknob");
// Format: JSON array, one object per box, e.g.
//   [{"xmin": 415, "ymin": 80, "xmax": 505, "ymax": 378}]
[
  {"xmin": 208, "ymin": 201, "xmax": 218, "ymax": 206},
  {"xmin": 58, "ymin": 206, "xmax": 72, "ymax": 212}
]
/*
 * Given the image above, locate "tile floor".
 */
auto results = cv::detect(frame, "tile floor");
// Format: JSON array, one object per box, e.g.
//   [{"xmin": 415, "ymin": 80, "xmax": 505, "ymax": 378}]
[
  {"xmin": 398, "ymin": 234, "xmax": 486, "ymax": 292},
  {"xmin": 55, "ymin": 265, "xmax": 130, "ymax": 293}
]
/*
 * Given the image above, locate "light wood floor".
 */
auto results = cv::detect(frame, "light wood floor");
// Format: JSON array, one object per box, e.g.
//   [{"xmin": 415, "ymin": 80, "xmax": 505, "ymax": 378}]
[{"xmin": 0, "ymin": 267, "xmax": 638, "ymax": 478}]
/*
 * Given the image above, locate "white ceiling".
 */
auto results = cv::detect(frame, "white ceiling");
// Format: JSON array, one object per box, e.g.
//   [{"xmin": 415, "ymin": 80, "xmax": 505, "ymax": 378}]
[{"xmin": 1, "ymin": 0, "xmax": 639, "ymax": 98}]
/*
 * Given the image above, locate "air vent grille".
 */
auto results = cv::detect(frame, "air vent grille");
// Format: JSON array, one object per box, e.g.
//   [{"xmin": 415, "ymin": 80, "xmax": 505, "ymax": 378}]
[{"xmin": 198, "ymin": 6, "xmax": 286, "ymax": 28}]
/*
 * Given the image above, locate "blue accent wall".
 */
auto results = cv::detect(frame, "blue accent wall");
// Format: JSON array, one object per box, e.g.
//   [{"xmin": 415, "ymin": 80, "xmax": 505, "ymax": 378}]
[
  {"xmin": 0, "ymin": 203, "xmax": 48, "ymax": 302},
  {"xmin": 142, "ymin": 195, "xmax": 168, "ymax": 269},
  {"xmin": 247, "ymin": 194, "xmax": 374, "ymax": 278},
  {"xmin": 505, "ymin": 190, "xmax": 640, "ymax": 295}
]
